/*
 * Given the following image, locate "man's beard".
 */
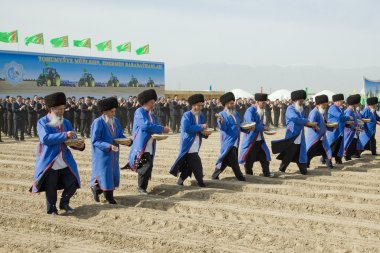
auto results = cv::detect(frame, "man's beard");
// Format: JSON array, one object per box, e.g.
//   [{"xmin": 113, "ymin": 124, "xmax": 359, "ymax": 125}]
[
  {"xmin": 226, "ymin": 107, "xmax": 236, "ymax": 116},
  {"xmin": 318, "ymin": 107, "xmax": 325, "ymax": 115},
  {"xmin": 48, "ymin": 113, "xmax": 64, "ymax": 127},
  {"xmin": 192, "ymin": 110, "xmax": 200, "ymax": 116},
  {"xmin": 295, "ymin": 102, "xmax": 304, "ymax": 113},
  {"xmin": 257, "ymin": 107, "xmax": 264, "ymax": 117},
  {"xmin": 105, "ymin": 115, "xmax": 115, "ymax": 125}
]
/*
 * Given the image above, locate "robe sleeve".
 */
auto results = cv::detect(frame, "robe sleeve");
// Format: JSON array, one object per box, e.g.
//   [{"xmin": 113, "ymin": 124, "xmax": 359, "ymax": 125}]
[
  {"xmin": 330, "ymin": 107, "xmax": 351, "ymax": 122},
  {"xmin": 217, "ymin": 113, "xmax": 231, "ymax": 132},
  {"xmin": 136, "ymin": 110, "xmax": 164, "ymax": 134},
  {"xmin": 375, "ymin": 111, "xmax": 380, "ymax": 121},
  {"xmin": 288, "ymin": 108, "xmax": 308, "ymax": 125},
  {"xmin": 183, "ymin": 114, "xmax": 203, "ymax": 134},
  {"xmin": 38, "ymin": 120, "xmax": 67, "ymax": 146},
  {"xmin": 344, "ymin": 110, "xmax": 355, "ymax": 129},
  {"xmin": 91, "ymin": 120, "xmax": 112, "ymax": 152}
]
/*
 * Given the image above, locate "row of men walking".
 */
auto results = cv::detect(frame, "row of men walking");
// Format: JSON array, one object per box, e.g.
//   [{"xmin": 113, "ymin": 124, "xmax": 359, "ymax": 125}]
[{"xmin": 28, "ymin": 89, "xmax": 379, "ymax": 215}]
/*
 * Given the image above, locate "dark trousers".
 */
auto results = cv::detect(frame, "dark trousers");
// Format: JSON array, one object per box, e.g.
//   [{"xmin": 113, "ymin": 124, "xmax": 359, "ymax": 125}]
[
  {"xmin": 307, "ymin": 140, "xmax": 332, "ymax": 167},
  {"xmin": 127, "ymin": 116, "xmax": 133, "ymax": 134},
  {"xmin": 28, "ymin": 116, "xmax": 37, "ymax": 136},
  {"xmin": 74, "ymin": 117, "xmax": 81, "ymax": 132},
  {"xmin": 345, "ymin": 138, "xmax": 359, "ymax": 159},
  {"xmin": 274, "ymin": 112, "xmax": 280, "ymax": 127},
  {"xmin": 3, "ymin": 115, "xmax": 7, "ymax": 134},
  {"xmin": 244, "ymin": 140, "xmax": 270, "ymax": 176},
  {"xmin": 171, "ymin": 116, "xmax": 180, "ymax": 133},
  {"xmin": 44, "ymin": 168, "xmax": 78, "ymax": 213},
  {"xmin": 13, "ymin": 118, "xmax": 24, "ymax": 140},
  {"xmin": 80, "ymin": 119, "xmax": 91, "ymax": 137},
  {"xmin": 363, "ymin": 135, "xmax": 377, "ymax": 155},
  {"xmin": 212, "ymin": 147, "xmax": 245, "ymax": 180},
  {"xmin": 137, "ymin": 153, "xmax": 153, "ymax": 190},
  {"xmin": 7, "ymin": 118, "xmax": 13, "ymax": 137},
  {"xmin": 331, "ymin": 136, "xmax": 343, "ymax": 158},
  {"xmin": 278, "ymin": 143, "xmax": 307, "ymax": 174},
  {"xmin": 159, "ymin": 116, "xmax": 166, "ymax": 127},
  {"xmin": 265, "ymin": 113, "xmax": 273, "ymax": 127},
  {"xmin": 178, "ymin": 153, "xmax": 204, "ymax": 185}
]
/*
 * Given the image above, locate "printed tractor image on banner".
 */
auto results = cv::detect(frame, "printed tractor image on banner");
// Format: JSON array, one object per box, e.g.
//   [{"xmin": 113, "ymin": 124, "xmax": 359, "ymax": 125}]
[{"xmin": 0, "ymin": 50, "xmax": 165, "ymax": 97}]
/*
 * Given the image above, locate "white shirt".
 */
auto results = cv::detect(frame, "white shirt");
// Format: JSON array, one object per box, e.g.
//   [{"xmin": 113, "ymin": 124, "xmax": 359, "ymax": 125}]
[
  {"xmin": 51, "ymin": 123, "xmax": 67, "ymax": 170},
  {"xmin": 145, "ymin": 138, "xmax": 154, "ymax": 154},
  {"xmin": 189, "ymin": 114, "xmax": 200, "ymax": 153},
  {"xmin": 294, "ymin": 129, "xmax": 303, "ymax": 144},
  {"xmin": 52, "ymin": 151, "xmax": 67, "ymax": 170}
]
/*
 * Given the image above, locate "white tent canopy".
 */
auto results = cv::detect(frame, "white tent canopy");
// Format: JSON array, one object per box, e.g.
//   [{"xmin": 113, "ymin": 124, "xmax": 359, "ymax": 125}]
[
  {"xmin": 312, "ymin": 90, "xmax": 336, "ymax": 101},
  {"xmin": 268, "ymin": 89, "xmax": 291, "ymax": 101},
  {"xmin": 231, "ymin": 89, "xmax": 254, "ymax": 99}
]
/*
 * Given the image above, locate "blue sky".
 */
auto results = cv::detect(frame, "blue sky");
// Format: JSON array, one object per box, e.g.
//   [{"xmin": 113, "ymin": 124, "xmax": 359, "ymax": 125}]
[{"xmin": 0, "ymin": 0, "xmax": 379, "ymax": 92}]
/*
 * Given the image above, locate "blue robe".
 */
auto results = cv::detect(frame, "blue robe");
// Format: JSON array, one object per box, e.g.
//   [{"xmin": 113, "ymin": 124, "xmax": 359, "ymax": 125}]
[
  {"xmin": 127, "ymin": 107, "xmax": 164, "ymax": 170},
  {"xmin": 31, "ymin": 115, "xmax": 84, "ymax": 193},
  {"xmin": 305, "ymin": 107, "xmax": 332, "ymax": 159},
  {"xmin": 169, "ymin": 111, "xmax": 207, "ymax": 176},
  {"xmin": 239, "ymin": 106, "xmax": 271, "ymax": 164},
  {"xmin": 343, "ymin": 107, "xmax": 358, "ymax": 156},
  {"xmin": 357, "ymin": 107, "xmax": 380, "ymax": 150},
  {"xmin": 271, "ymin": 104, "xmax": 308, "ymax": 163},
  {"xmin": 215, "ymin": 110, "xmax": 248, "ymax": 169},
  {"xmin": 90, "ymin": 116, "xmax": 125, "ymax": 191},
  {"xmin": 326, "ymin": 104, "xmax": 351, "ymax": 157}
]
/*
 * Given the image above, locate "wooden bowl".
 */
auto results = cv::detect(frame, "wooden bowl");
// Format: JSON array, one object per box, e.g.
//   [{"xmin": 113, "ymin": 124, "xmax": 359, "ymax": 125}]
[
  {"xmin": 201, "ymin": 128, "xmax": 214, "ymax": 135},
  {"xmin": 306, "ymin": 122, "xmax": 317, "ymax": 127},
  {"xmin": 64, "ymin": 138, "xmax": 83, "ymax": 147},
  {"xmin": 241, "ymin": 122, "xmax": 256, "ymax": 129},
  {"xmin": 264, "ymin": 130, "xmax": 277, "ymax": 135},
  {"xmin": 361, "ymin": 118, "xmax": 371, "ymax": 123},
  {"xmin": 114, "ymin": 138, "xmax": 132, "ymax": 145},
  {"xmin": 326, "ymin": 122, "xmax": 338, "ymax": 128},
  {"xmin": 152, "ymin": 134, "xmax": 169, "ymax": 141}
]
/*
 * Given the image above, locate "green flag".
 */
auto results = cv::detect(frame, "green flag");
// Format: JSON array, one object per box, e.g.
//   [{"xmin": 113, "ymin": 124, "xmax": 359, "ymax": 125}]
[
  {"xmin": 305, "ymin": 87, "xmax": 308, "ymax": 99},
  {"xmin": 0, "ymin": 30, "xmax": 18, "ymax": 43},
  {"xmin": 25, "ymin": 33, "xmax": 44, "ymax": 46},
  {"xmin": 50, "ymin": 35, "xmax": 68, "ymax": 48},
  {"xmin": 136, "ymin": 44, "xmax": 149, "ymax": 55},
  {"xmin": 73, "ymin": 38, "xmax": 91, "ymax": 48},
  {"xmin": 96, "ymin": 40, "xmax": 112, "ymax": 51},
  {"xmin": 116, "ymin": 42, "xmax": 131, "ymax": 52},
  {"xmin": 360, "ymin": 95, "xmax": 366, "ymax": 106}
]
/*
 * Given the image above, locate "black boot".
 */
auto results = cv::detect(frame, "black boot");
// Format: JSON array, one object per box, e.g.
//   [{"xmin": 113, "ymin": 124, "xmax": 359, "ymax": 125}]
[
  {"xmin": 326, "ymin": 159, "xmax": 333, "ymax": 169},
  {"xmin": 335, "ymin": 157, "xmax": 343, "ymax": 164},
  {"xmin": 245, "ymin": 168, "xmax": 253, "ymax": 175},
  {"xmin": 104, "ymin": 191, "xmax": 117, "ymax": 204},
  {"xmin": 90, "ymin": 186, "xmax": 101, "ymax": 202}
]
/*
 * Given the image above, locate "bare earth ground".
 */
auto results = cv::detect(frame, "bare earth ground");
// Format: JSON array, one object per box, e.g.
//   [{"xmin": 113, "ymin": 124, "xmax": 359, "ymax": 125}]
[{"xmin": 0, "ymin": 128, "xmax": 379, "ymax": 253}]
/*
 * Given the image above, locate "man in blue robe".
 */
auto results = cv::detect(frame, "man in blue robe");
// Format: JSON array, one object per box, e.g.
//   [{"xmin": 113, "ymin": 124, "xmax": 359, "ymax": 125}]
[
  {"xmin": 30, "ymin": 92, "xmax": 85, "ymax": 215},
  {"xmin": 343, "ymin": 94, "xmax": 361, "ymax": 160},
  {"xmin": 170, "ymin": 94, "xmax": 211, "ymax": 187},
  {"xmin": 211, "ymin": 92, "xmax": 252, "ymax": 181},
  {"xmin": 90, "ymin": 97, "xmax": 132, "ymax": 204},
  {"xmin": 126, "ymin": 89, "xmax": 170, "ymax": 195},
  {"xmin": 358, "ymin": 97, "xmax": 380, "ymax": 155},
  {"xmin": 271, "ymin": 90, "xmax": 319, "ymax": 175},
  {"xmin": 305, "ymin": 94, "xmax": 334, "ymax": 169},
  {"xmin": 239, "ymin": 93, "xmax": 274, "ymax": 177},
  {"xmin": 326, "ymin": 94, "xmax": 353, "ymax": 164}
]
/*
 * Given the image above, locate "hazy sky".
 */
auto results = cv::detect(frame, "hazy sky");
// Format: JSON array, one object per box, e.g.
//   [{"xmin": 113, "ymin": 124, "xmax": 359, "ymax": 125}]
[{"xmin": 1, "ymin": 0, "xmax": 379, "ymax": 92}]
